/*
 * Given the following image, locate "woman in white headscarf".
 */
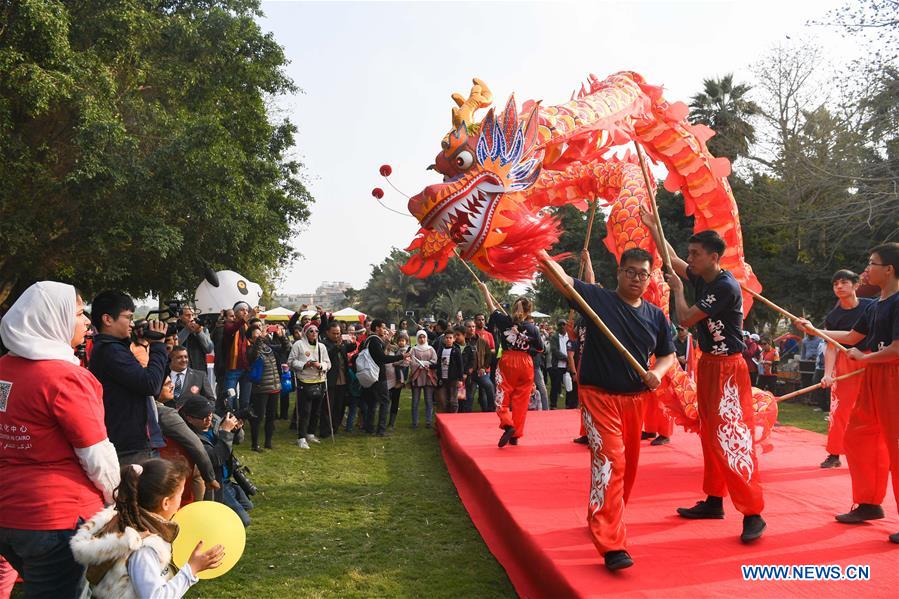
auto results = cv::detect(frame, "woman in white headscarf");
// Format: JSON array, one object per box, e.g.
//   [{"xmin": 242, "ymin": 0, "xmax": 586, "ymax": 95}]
[
  {"xmin": 0, "ymin": 281, "xmax": 120, "ymax": 598},
  {"xmin": 409, "ymin": 330, "xmax": 438, "ymax": 428}
]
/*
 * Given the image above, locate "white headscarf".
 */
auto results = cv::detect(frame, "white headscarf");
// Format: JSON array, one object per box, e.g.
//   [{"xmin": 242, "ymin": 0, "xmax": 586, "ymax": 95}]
[{"xmin": 0, "ymin": 281, "xmax": 80, "ymax": 365}]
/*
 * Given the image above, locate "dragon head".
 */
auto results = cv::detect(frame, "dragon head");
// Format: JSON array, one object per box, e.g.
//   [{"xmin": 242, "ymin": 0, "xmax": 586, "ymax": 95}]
[{"xmin": 408, "ymin": 91, "xmax": 543, "ymax": 262}]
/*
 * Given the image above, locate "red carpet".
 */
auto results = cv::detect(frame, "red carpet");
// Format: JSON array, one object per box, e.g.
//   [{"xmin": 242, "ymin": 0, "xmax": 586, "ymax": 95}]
[{"xmin": 436, "ymin": 410, "xmax": 897, "ymax": 598}]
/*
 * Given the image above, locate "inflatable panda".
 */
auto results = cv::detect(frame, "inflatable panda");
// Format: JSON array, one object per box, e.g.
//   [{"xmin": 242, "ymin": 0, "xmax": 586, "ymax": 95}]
[{"xmin": 194, "ymin": 269, "xmax": 263, "ymax": 315}]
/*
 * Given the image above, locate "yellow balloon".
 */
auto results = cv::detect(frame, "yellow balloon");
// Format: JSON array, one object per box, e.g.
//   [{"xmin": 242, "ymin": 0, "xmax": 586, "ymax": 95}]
[{"xmin": 171, "ymin": 501, "xmax": 246, "ymax": 579}]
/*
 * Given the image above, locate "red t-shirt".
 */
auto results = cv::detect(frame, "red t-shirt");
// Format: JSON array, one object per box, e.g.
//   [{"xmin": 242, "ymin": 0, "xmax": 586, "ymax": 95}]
[{"xmin": 0, "ymin": 356, "xmax": 108, "ymax": 529}]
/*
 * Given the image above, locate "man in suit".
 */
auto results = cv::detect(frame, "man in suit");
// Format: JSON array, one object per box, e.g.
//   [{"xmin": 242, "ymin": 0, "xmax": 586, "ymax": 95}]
[
  {"xmin": 168, "ymin": 345, "xmax": 215, "ymax": 407},
  {"xmin": 547, "ymin": 320, "xmax": 570, "ymax": 409}
]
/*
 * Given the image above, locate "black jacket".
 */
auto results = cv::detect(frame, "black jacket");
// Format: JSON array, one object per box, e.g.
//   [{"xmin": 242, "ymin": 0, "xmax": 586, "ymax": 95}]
[
  {"xmin": 436, "ymin": 344, "xmax": 464, "ymax": 384},
  {"xmin": 322, "ymin": 337, "xmax": 355, "ymax": 388},
  {"xmin": 364, "ymin": 335, "xmax": 404, "ymax": 383},
  {"xmin": 89, "ymin": 334, "xmax": 168, "ymax": 454},
  {"xmin": 247, "ymin": 336, "xmax": 289, "ymax": 394}
]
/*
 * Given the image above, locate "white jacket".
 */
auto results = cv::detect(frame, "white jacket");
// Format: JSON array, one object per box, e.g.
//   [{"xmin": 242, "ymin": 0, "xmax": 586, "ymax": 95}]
[{"xmin": 289, "ymin": 338, "xmax": 331, "ymax": 384}]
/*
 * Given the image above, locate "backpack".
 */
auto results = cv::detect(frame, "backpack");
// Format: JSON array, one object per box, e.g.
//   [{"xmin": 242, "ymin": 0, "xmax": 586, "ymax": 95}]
[{"xmin": 355, "ymin": 337, "xmax": 381, "ymax": 388}]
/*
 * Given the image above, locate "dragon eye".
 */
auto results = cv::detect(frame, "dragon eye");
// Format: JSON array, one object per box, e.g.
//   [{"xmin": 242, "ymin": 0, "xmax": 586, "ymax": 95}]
[{"xmin": 455, "ymin": 150, "xmax": 474, "ymax": 170}]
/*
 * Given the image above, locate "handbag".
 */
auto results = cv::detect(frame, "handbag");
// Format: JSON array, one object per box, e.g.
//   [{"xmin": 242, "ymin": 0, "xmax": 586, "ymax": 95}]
[
  {"xmin": 248, "ymin": 356, "xmax": 264, "ymax": 384},
  {"xmin": 304, "ymin": 381, "xmax": 325, "ymax": 401}
]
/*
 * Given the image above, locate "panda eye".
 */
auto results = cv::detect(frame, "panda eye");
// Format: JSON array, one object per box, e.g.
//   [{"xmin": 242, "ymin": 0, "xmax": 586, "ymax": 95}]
[{"xmin": 455, "ymin": 150, "xmax": 474, "ymax": 170}]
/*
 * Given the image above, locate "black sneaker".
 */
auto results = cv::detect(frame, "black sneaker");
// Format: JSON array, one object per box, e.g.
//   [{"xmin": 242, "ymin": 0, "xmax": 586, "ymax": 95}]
[
  {"xmin": 604, "ymin": 550, "xmax": 634, "ymax": 571},
  {"xmin": 889, "ymin": 532, "xmax": 899, "ymax": 544},
  {"xmin": 650, "ymin": 435, "xmax": 670, "ymax": 446},
  {"xmin": 835, "ymin": 504, "xmax": 885, "ymax": 523},
  {"xmin": 820, "ymin": 454, "xmax": 841, "ymax": 468},
  {"xmin": 741, "ymin": 515, "xmax": 766, "ymax": 543},
  {"xmin": 498, "ymin": 426, "xmax": 516, "ymax": 448},
  {"xmin": 677, "ymin": 499, "xmax": 725, "ymax": 519},
  {"xmin": 509, "ymin": 437, "xmax": 518, "ymax": 446},
  {"xmin": 573, "ymin": 435, "xmax": 589, "ymax": 445},
  {"xmin": 252, "ymin": 446, "xmax": 263, "ymax": 453},
  {"xmin": 641, "ymin": 431, "xmax": 657, "ymax": 440}
]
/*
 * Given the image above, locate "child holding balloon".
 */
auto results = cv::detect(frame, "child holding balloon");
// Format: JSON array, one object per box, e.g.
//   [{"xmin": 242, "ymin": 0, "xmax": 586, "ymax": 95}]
[{"xmin": 71, "ymin": 458, "xmax": 225, "ymax": 598}]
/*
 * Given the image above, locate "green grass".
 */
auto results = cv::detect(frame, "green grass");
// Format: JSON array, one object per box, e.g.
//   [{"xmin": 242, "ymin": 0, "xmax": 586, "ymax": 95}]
[
  {"xmin": 194, "ymin": 390, "xmax": 515, "ymax": 598},
  {"xmin": 775, "ymin": 399, "xmax": 830, "ymax": 434}
]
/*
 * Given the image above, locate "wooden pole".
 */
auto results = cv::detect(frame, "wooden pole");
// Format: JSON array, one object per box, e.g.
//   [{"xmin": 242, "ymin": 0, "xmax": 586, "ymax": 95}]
[
  {"xmin": 634, "ymin": 142, "xmax": 673, "ymax": 273},
  {"xmin": 454, "ymin": 249, "xmax": 507, "ymax": 315},
  {"xmin": 539, "ymin": 251, "xmax": 647, "ymax": 377},
  {"xmin": 776, "ymin": 368, "xmax": 864, "ymax": 402},
  {"xmin": 740, "ymin": 285, "xmax": 849, "ymax": 353},
  {"xmin": 577, "ymin": 200, "xmax": 599, "ymax": 280}
]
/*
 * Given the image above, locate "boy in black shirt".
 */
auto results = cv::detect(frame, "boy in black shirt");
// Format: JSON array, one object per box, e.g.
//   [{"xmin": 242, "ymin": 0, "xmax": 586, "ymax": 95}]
[
  {"xmin": 540, "ymin": 248, "xmax": 676, "ymax": 571},
  {"xmin": 818, "ymin": 270, "xmax": 874, "ymax": 468},
  {"xmin": 642, "ymin": 212, "xmax": 766, "ymax": 544},
  {"xmin": 797, "ymin": 243, "xmax": 899, "ymax": 543}
]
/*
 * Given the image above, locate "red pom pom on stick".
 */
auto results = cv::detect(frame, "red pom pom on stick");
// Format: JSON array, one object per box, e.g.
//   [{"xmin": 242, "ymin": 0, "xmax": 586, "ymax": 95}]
[
  {"xmin": 371, "ymin": 188, "xmax": 384, "ymax": 199},
  {"xmin": 379, "ymin": 164, "xmax": 393, "ymax": 177}
]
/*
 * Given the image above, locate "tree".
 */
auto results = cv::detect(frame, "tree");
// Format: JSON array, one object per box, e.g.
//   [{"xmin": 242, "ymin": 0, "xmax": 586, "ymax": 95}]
[
  {"xmin": 0, "ymin": 1, "xmax": 313, "ymax": 307},
  {"xmin": 689, "ymin": 74, "xmax": 761, "ymax": 164}
]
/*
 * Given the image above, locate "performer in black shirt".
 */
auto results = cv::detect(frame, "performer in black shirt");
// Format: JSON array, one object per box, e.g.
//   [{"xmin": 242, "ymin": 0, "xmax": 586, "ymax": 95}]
[
  {"xmin": 539, "ymin": 248, "xmax": 676, "ymax": 571},
  {"xmin": 818, "ymin": 269, "xmax": 875, "ymax": 468},
  {"xmin": 642, "ymin": 210, "xmax": 766, "ymax": 544},
  {"xmin": 797, "ymin": 243, "xmax": 899, "ymax": 543},
  {"xmin": 480, "ymin": 286, "xmax": 544, "ymax": 447}
]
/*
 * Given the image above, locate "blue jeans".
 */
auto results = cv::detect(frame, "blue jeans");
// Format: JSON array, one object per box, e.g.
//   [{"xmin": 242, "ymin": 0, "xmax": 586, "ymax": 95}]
[
  {"xmin": 411, "ymin": 386, "xmax": 434, "ymax": 426},
  {"xmin": 224, "ymin": 369, "xmax": 252, "ymax": 411},
  {"xmin": 0, "ymin": 524, "xmax": 85, "ymax": 599},
  {"xmin": 465, "ymin": 373, "xmax": 495, "ymax": 412},
  {"xmin": 223, "ymin": 480, "xmax": 253, "ymax": 527}
]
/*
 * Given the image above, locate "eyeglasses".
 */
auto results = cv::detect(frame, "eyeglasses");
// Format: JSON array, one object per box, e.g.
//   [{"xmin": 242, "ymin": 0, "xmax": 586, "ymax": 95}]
[
  {"xmin": 867, "ymin": 261, "xmax": 885, "ymax": 267},
  {"xmin": 619, "ymin": 268, "xmax": 651, "ymax": 282}
]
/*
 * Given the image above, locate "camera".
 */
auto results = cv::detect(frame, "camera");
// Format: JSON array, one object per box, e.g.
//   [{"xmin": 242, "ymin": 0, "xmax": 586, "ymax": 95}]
[
  {"xmin": 133, "ymin": 319, "xmax": 178, "ymax": 341},
  {"xmin": 231, "ymin": 456, "xmax": 258, "ymax": 496}
]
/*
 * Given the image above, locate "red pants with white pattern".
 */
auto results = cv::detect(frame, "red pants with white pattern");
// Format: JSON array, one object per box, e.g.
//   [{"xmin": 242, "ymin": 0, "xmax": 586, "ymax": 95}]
[
  {"xmin": 496, "ymin": 350, "xmax": 534, "ymax": 438},
  {"xmin": 580, "ymin": 385, "xmax": 648, "ymax": 555},
  {"xmin": 844, "ymin": 361, "xmax": 899, "ymax": 513},
  {"xmin": 696, "ymin": 353, "xmax": 764, "ymax": 515},
  {"xmin": 642, "ymin": 395, "xmax": 673, "ymax": 437},
  {"xmin": 826, "ymin": 351, "xmax": 865, "ymax": 456}
]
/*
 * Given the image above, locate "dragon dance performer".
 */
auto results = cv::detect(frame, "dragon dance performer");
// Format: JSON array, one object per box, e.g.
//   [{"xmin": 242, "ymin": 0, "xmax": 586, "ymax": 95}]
[
  {"xmin": 540, "ymin": 248, "xmax": 676, "ymax": 571},
  {"xmin": 798, "ymin": 243, "xmax": 899, "ymax": 543},
  {"xmin": 477, "ymin": 285, "xmax": 544, "ymax": 447},
  {"xmin": 642, "ymin": 212, "xmax": 766, "ymax": 543},
  {"xmin": 819, "ymin": 269, "xmax": 875, "ymax": 469}
]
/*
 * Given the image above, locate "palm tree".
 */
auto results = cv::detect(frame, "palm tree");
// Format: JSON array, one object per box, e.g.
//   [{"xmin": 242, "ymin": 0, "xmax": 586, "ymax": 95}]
[
  {"xmin": 689, "ymin": 74, "xmax": 761, "ymax": 164},
  {"xmin": 434, "ymin": 288, "xmax": 481, "ymax": 320}
]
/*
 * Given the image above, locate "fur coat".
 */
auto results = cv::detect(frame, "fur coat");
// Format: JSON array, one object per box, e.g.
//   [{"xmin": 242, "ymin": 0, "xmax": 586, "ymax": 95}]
[{"xmin": 70, "ymin": 505, "xmax": 179, "ymax": 599}]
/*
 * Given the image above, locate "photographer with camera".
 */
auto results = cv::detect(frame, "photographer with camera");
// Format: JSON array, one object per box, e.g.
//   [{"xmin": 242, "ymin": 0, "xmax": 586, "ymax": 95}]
[
  {"xmin": 176, "ymin": 305, "xmax": 214, "ymax": 371},
  {"xmin": 179, "ymin": 395, "xmax": 252, "ymax": 527},
  {"xmin": 89, "ymin": 291, "xmax": 169, "ymax": 465},
  {"xmin": 130, "ymin": 319, "xmax": 151, "ymax": 367},
  {"xmin": 289, "ymin": 323, "xmax": 331, "ymax": 449},
  {"xmin": 222, "ymin": 302, "xmax": 254, "ymax": 412},
  {"xmin": 247, "ymin": 324, "xmax": 289, "ymax": 451}
]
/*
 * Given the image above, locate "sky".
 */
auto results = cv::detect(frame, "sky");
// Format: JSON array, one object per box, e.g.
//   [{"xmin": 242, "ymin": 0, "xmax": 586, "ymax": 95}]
[{"xmin": 258, "ymin": 0, "xmax": 852, "ymax": 295}]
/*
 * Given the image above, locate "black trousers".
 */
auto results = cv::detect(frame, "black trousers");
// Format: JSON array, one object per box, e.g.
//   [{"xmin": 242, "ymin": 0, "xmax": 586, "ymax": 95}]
[
  {"xmin": 297, "ymin": 382, "xmax": 324, "ymax": 438},
  {"xmin": 548, "ymin": 366, "xmax": 566, "ymax": 409},
  {"xmin": 389, "ymin": 387, "xmax": 402, "ymax": 427},
  {"xmin": 565, "ymin": 381, "xmax": 578, "ymax": 409},
  {"xmin": 249, "ymin": 392, "xmax": 278, "ymax": 448},
  {"xmin": 362, "ymin": 380, "xmax": 390, "ymax": 434}
]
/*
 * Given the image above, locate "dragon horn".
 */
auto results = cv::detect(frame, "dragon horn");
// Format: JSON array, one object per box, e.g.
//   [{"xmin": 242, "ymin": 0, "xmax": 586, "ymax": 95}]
[{"xmin": 451, "ymin": 77, "xmax": 493, "ymax": 129}]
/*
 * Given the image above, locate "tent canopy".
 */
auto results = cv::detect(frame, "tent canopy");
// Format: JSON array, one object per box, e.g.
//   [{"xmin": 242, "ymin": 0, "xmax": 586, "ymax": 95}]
[
  {"xmin": 260, "ymin": 306, "xmax": 294, "ymax": 321},
  {"xmin": 531, "ymin": 311, "xmax": 550, "ymax": 318},
  {"xmin": 332, "ymin": 307, "xmax": 366, "ymax": 322}
]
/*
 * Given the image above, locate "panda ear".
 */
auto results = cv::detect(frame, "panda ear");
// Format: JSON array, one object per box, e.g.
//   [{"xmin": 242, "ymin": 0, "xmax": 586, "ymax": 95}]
[{"xmin": 204, "ymin": 267, "xmax": 220, "ymax": 288}]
